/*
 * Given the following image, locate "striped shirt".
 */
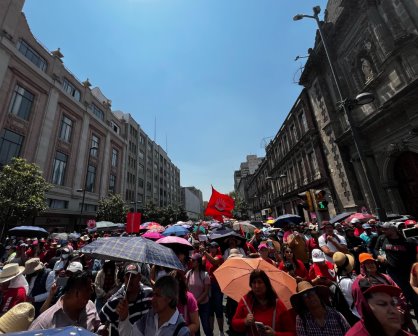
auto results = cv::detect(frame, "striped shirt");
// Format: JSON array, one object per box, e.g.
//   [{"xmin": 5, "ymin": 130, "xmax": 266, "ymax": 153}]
[{"xmin": 99, "ymin": 283, "xmax": 153, "ymax": 336}]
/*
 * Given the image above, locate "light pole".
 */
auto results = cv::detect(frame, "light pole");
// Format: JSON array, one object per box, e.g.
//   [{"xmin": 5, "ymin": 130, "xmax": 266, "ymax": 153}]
[
  {"xmin": 294, "ymin": 6, "xmax": 387, "ymax": 221},
  {"xmin": 77, "ymin": 146, "xmax": 99, "ymax": 227}
]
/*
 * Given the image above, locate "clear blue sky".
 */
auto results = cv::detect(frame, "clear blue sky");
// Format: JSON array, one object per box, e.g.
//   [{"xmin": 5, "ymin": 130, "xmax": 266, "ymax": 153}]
[{"xmin": 23, "ymin": 0, "xmax": 327, "ymax": 201}]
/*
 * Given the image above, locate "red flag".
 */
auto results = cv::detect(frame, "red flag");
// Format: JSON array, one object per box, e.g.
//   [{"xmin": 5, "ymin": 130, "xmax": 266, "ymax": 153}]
[
  {"xmin": 204, "ymin": 187, "xmax": 235, "ymax": 221},
  {"xmin": 126, "ymin": 212, "xmax": 141, "ymax": 233}
]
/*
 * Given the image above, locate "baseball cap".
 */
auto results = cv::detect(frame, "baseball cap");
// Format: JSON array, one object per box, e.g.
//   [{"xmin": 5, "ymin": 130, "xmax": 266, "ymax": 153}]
[
  {"xmin": 350, "ymin": 218, "xmax": 360, "ymax": 224},
  {"xmin": 125, "ymin": 263, "xmax": 140, "ymax": 275},
  {"xmin": 334, "ymin": 222, "xmax": 341, "ymax": 227},
  {"xmin": 67, "ymin": 262, "xmax": 83, "ymax": 273},
  {"xmin": 362, "ymin": 224, "xmax": 372, "ymax": 229},
  {"xmin": 358, "ymin": 253, "xmax": 375, "ymax": 264},
  {"xmin": 311, "ymin": 249, "xmax": 325, "ymax": 263},
  {"xmin": 209, "ymin": 242, "xmax": 219, "ymax": 248}
]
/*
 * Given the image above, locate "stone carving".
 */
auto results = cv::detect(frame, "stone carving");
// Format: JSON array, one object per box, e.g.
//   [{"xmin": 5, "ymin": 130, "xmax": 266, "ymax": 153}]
[{"xmin": 361, "ymin": 58, "xmax": 374, "ymax": 82}]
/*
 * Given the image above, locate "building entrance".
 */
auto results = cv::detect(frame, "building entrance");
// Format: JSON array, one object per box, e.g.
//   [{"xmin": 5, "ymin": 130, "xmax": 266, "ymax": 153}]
[{"xmin": 394, "ymin": 151, "xmax": 418, "ymax": 218}]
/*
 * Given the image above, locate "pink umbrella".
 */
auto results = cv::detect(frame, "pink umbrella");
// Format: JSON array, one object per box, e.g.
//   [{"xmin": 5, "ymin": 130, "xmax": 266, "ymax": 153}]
[
  {"xmin": 156, "ymin": 236, "xmax": 193, "ymax": 251},
  {"xmin": 142, "ymin": 231, "xmax": 164, "ymax": 240},
  {"xmin": 345, "ymin": 213, "xmax": 375, "ymax": 223}
]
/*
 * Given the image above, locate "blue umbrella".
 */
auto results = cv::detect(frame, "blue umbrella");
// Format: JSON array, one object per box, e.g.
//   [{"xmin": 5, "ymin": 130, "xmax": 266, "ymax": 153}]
[
  {"xmin": 8, "ymin": 226, "xmax": 48, "ymax": 238},
  {"xmin": 8, "ymin": 326, "xmax": 96, "ymax": 335},
  {"xmin": 162, "ymin": 226, "xmax": 189, "ymax": 237},
  {"xmin": 273, "ymin": 214, "xmax": 303, "ymax": 228},
  {"xmin": 84, "ymin": 237, "xmax": 184, "ymax": 270},
  {"xmin": 329, "ymin": 212, "xmax": 355, "ymax": 224}
]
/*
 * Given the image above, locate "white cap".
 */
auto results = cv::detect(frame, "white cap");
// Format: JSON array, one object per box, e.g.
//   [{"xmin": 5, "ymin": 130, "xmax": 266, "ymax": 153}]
[
  {"xmin": 350, "ymin": 218, "xmax": 360, "ymax": 224},
  {"xmin": 66, "ymin": 262, "xmax": 83, "ymax": 273},
  {"xmin": 312, "ymin": 249, "xmax": 325, "ymax": 263}
]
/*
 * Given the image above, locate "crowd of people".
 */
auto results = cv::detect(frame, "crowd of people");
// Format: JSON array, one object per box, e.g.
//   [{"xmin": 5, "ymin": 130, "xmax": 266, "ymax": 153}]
[{"xmin": 0, "ymin": 216, "xmax": 417, "ymax": 336}]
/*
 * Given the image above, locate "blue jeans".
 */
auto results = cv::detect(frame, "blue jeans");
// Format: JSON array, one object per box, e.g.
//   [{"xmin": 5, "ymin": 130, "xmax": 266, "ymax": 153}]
[
  {"xmin": 210, "ymin": 282, "xmax": 224, "ymax": 318},
  {"xmin": 198, "ymin": 301, "xmax": 213, "ymax": 336}
]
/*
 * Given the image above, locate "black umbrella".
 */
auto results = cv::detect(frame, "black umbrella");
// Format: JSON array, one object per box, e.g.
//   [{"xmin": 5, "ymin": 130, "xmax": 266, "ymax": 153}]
[
  {"xmin": 9, "ymin": 226, "xmax": 49, "ymax": 238},
  {"xmin": 329, "ymin": 212, "xmax": 355, "ymax": 224}
]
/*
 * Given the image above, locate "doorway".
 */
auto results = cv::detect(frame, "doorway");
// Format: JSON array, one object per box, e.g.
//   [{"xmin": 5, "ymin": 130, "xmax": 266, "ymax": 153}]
[{"xmin": 394, "ymin": 151, "xmax": 418, "ymax": 218}]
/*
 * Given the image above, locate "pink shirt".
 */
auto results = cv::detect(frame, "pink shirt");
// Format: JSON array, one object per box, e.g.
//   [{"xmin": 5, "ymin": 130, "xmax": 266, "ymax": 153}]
[
  {"xmin": 186, "ymin": 270, "xmax": 211, "ymax": 304},
  {"xmin": 177, "ymin": 291, "xmax": 198, "ymax": 325}
]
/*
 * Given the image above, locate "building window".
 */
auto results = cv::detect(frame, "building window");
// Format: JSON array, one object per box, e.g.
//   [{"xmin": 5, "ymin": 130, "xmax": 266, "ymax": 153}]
[
  {"xmin": 52, "ymin": 152, "xmax": 68, "ymax": 185},
  {"xmin": 63, "ymin": 79, "xmax": 81, "ymax": 101},
  {"xmin": 92, "ymin": 104, "xmax": 104, "ymax": 121},
  {"xmin": 9, "ymin": 84, "xmax": 34, "ymax": 121},
  {"xmin": 0, "ymin": 129, "xmax": 23, "ymax": 167},
  {"xmin": 59, "ymin": 115, "xmax": 73, "ymax": 142},
  {"xmin": 79, "ymin": 203, "xmax": 97, "ymax": 212},
  {"xmin": 140, "ymin": 135, "xmax": 145, "ymax": 145},
  {"xmin": 86, "ymin": 165, "xmax": 96, "ymax": 192},
  {"xmin": 109, "ymin": 174, "xmax": 116, "ymax": 193},
  {"xmin": 138, "ymin": 177, "xmax": 144, "ymax": 188},
  {"xmin": 298, "ymin": 111, "xmax": 308, "ymax": 133},
  {"xmin": 111, "ymin": 148, "xmax": 118, "ymax": 167},
  {"xmin": 17, "ymin": 40, "xmax": 47, "ymax": 71},
  {"xmin": 48, "ymin": 198, "xmax": 69, "ymax": 209},
  {"xmin": 91, "ymin": 135, "xmax": 99, "ymax": 157},
  {"xmin": 110, "ymin": 121, "xmax": 119, "ymax": 134}
]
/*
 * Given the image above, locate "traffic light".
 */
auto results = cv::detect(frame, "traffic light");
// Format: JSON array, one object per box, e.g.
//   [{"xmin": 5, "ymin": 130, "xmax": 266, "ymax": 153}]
[
  {"xmin": 297, "ymin": 192, "xmax": 314, "ymax": 212},
  {"xmin": 315, "ymin": 190, "xmax": 328, "ymax": 211}
]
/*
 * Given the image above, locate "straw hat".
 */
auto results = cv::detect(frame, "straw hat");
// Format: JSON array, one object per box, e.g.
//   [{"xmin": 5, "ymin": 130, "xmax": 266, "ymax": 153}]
[
  {"xmin": 0, "ymin": 263, "xmax": 25, "ymax": 283},
  {"xmin": 23, "ymin": 258, "xmax": 44, "ymax": 275},
  {"xmin": 290, "ymin": 281, "xmax": 329, "ymax": 311},
  {"xmin": 333, "ymin": 252, "xmax": 355, "ymax": 274},
  {"xmin": 0, "ymin": 302, "xmax": 35, "ymax": 334},
  {"xmin": 228, "ymin": 248, "xmax": 243, "ymax": 259},
  {"xmin": 80, "ymin": 234, "xmax": 90, "ymax": 242}
]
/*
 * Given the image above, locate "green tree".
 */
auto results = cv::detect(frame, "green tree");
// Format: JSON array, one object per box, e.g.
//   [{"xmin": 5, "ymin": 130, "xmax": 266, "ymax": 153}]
[
  {"xmin": 96, "ymin": 194, "xmax": 128, "ymax": 223},
  {"xmin": 0, "ymin": 157, "xmax": 51, "ymax": 238},
  {"xmin": 229, "ymin": 191, "xmax": 249, "ymax": 220}
]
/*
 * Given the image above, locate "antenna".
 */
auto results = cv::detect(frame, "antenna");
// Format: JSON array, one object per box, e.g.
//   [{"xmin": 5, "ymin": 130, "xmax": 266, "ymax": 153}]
[
  {"xmin": 154, "ymin": 116, "xmax": 156, "ymax": 142},
  {"xmin": 260, "ymin": 136, "xmax": 274, "ymax": 149}
]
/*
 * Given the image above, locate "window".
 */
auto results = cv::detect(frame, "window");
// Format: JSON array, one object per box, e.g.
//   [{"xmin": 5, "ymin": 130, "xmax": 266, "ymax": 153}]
[
  {"xmin": 147, "ymin": 182, "xmax": 152, "ymax": 192},
  {"xmin": 9, "ymin": 84, "xmax": 34, "ymax": 120},
  {"xmin": 79, "ymin": 203, "xmax": 97, "ymax": 212},
  {"xmin": 52, "ymin": 152, "xmax": 68, "ymax": 185},
  {"xmin": 0, "ymin": 129, "xmax": 23, "ymax": 167},
  {"xmin": 17, "ymin": 40, "xmax": 47, "ymax": 71},
  {"xmin": 138, "ymin": 177, "xmax": 144, "ymax": 188},
  {"xmin": 110, "ymin": 121, "xmax": 119, "ymax": 134},
  {"xmin": 140, "ymin": 135, "xmax": 145, "ymax": 145},
  {"xmin": 138, "ymin": 163, "xmax": 144, "ymax": 174},
  {"xmin": 63, "ymin": 79, "xmax": 81, "ymax": 101},
  {"xmin": 309, "ymin": 151, "xmax": 319, "ymax": 175},
  {"xmin": 291, "ymin": 124, "xmax": 298, "ymax": 142},
  {"xmin": 59, "ymin": 116, "xmax": 72, "ymax": 142},
  {"xmin": 298, "ymin": 112, "xmax": 308, "ymax": 133},
  {"xmin": 111, "ymin": 148, "xmax": 118, "ymax": 167},
  {"xmin": 138, "ymin": 149, "xmax": 144, "ymax": 160},
  {"xmin": 86, "ymin": 165, "xmax": 96, "ymax": 192},
  {"xmin": 92, "ymin": 104, "xmax": 104, "ymax": 121},
  {"xmin": 109, "ymin": 174, "xmax": 116, "ymax": 193},
  {"xmin": 91, "ymin": 135, "xmax": 99, "ymax": 157},
  {"xmin": 48, "ymin": 199, "xmax": 69, "ymax": 209}
]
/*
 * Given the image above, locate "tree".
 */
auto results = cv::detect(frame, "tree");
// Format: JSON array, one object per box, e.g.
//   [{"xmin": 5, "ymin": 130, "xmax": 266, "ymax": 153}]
[
  {"xmin": 0, "ymin": 157, "xmax": 51, "ymax": 238},
  {"xmin": 96, "ymin": 194, "xmax": 128, "ymax": 223},
  {"xmin": 229, "ymin": 191, "xmax": 249, "ymax": 220}
]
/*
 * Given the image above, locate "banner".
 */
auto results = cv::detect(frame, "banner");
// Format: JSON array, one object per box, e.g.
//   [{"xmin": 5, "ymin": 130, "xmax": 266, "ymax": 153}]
[
  {"xmin": 126, "ymin": 212, "xmax": 141, "ymax": 233},
  {"xmin": 87, "ymin": 219, "xmax": 96, "ymax": 230},
  {"xmin": 204, "ymin": 186, "xmax": 235, "ymax": 222}
]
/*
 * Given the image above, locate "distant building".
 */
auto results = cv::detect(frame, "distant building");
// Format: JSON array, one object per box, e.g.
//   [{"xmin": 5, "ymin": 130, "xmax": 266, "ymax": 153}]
[
  {"xmin": 181, "ymin": 186, "xmax": 203, "ymax": 220},
  {"xmin": 234, "ymin": 155, "xmax": 263, "ymax": 201}
]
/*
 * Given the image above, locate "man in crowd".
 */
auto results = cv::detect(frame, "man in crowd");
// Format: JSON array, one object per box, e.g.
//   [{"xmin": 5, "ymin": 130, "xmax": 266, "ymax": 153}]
[
  {"xmin": 359, "ymin": 223, "xmax": 377, "ymax": 250},
  {"xmin": 286, "ymin": 224, "xmax": 309, "ymax": 268},
  {"xmin": 117, "ymin": 275, "xmax": 190, "ymax": 335},
  {"xmin": 318, "ymin": 221, "xmax": 348, "ymax": 263},
  {"xmin": 29, "ymin": 271, "xmax": 99, "ymax": 332},
  {"xmin": 248, "ymin": 229, "xmax": 263, "ymax": 250},
  {"xmin": 99, "ymin": 263, "xmax": 153, "ymax": 336}
]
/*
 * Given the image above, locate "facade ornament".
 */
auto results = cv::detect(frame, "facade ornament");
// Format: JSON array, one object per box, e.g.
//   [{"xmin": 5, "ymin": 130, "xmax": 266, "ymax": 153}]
[{"xmin": 361, "ymin": 58, "xmax": 374, "ymax": 82}]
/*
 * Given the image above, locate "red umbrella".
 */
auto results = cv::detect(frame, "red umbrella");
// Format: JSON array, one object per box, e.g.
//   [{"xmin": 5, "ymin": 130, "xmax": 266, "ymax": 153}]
[
  {"xmin": 405, "ymin": 219, "xmax": 417, "ymax": 226},
  {"xmin": 345, "ymin": 213, "xmax": 375, "ymax": 223}
]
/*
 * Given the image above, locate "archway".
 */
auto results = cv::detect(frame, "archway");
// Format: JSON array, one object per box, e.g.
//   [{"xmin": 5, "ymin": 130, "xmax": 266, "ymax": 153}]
[{"xmin": 394, "ymin": 151, "xmax": 418, "ymax": 218}]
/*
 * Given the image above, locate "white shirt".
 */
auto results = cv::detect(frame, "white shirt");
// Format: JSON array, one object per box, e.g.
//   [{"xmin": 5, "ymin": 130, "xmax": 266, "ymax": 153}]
[
  {"xmin": 337, "ymin": 275, "xmax": 360, "ymax": 318},
  {"xmin": 318, "ymin": 233, "xmax": 347, "ymax": 263}
]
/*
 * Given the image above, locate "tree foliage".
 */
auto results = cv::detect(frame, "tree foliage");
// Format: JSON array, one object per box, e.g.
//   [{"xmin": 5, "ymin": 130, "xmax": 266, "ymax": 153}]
[
  {"xmin": 229, "ymin": 191, "xmax": 249, "ymax": 220},
  {"xmin": 96, "ymin": 194, "xmax": 128, "ymax": 223},
  {"xmin": 0, "ymin": 157, "xmax": 51, "ymax": 236},
  {"xmin": 141, "ymin": 202, "xmax": 189, "ymax": 226}
]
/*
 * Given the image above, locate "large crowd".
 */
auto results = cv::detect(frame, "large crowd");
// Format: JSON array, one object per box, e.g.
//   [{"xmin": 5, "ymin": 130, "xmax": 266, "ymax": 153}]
[{"xmin": 0, "ymin": 217, "xmax": 417, "ymax": 336}]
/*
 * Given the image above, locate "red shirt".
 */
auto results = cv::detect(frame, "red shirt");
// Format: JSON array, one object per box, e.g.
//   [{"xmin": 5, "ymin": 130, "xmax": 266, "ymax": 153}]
[
  {"xmin": 1, "ymin": 287, "xmax": 27, "ymax": 314},
  {"xmin": 278, "ymin": 260, "xmax": 308, "ymax": 280},
  {"xmin": 203, "ymin": 253, "xmax": 223, "ymax": 284},
  {"xmin": 307, "ymin": 238, "xmax": 319, "ymax": 253},
  {"xmin": 308, "ymin": 261, "xmax": 336, "ymax": 281}
]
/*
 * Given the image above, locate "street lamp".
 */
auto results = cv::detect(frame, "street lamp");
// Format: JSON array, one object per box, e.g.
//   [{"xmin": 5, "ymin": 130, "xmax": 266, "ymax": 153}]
[
  {"xmin": 293, "ymin": 6, "xmax": 386, "ymax": 221},
  {"xmin": 77, "ymin": 146, "xmax": 99, "ymax": 227}
]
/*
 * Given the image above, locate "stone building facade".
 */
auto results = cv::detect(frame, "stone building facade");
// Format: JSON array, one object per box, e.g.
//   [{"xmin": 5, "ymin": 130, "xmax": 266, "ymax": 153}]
[{"xmin": 300, "ymin": 0, "xmax": 418, "ymax": 218}]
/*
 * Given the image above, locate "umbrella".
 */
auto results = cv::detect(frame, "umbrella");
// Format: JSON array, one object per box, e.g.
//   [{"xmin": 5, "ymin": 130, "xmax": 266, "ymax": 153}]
[
  {"xmin": 95, "ymin": 221, "xmax": 119, "ymax": 230},
  {"xmin": 8, "ymin": 226, "xmax": 48, "ymax": 238},
  {"xmin": 163, "ymin": 226, "xmax": 189, "ymax": 237},
  {"xmin": 214, "ymin": 257, "xmax": 296, "ymax": 309},
  {"xmin": 79, "ymin": 238, "xmax": 110, "ymax": 253},
  {"xmin": 83, "ymin": 237, "xmax": 184, "ymax": 270},
  {"xmin": 273, "ymin": 214, "xmax": 303, "ymax": 228},
  {"xmin": 7, "ymin": 326, "xmax": 96, "ymax": 335},
  {"xmin": 232, "ymin": 221, "xmax": 256, "ymax": 234},
  {"xmin": 209, "ymin": 230, "xmax": 246, "ymax": 246},
  {"xmin": 156, "ymin": 236, "xmax": 193, "ymax": 251},
  {"xmin": 209, "ymin": 222, "xmax": 222, "ymax": 229},
  {"xmin": 142, "ymin": 231, "xmax": 164, "ymax": 240},
  {"xmin": 144, "ymin": 223, "xmax": 165, "ymax": 233},
  {"xmin": 329, "ymin": 212, "xmax": 355, "ymax": 224},
  {"xmin": 345, "ymin": 213, "xmax": 375, "ymax": 223}
]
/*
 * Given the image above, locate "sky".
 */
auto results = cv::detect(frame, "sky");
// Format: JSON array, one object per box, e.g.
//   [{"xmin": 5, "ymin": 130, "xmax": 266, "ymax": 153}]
[{"xmin": 23, "ymin": 0, "xmax": 327, "ymax": 201}]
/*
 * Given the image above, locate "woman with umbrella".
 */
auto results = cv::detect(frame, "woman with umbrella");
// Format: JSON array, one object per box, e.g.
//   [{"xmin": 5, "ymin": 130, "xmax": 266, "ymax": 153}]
[{"xmin": 232, "ymin": 269, "xmax": 296, "ymax": 336}]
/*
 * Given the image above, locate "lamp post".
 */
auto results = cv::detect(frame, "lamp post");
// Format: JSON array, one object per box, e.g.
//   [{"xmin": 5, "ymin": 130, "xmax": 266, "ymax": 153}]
[
  {"xmin": 293, "ymin": 6, "xmax": 387, "ymax": 221},
  {"xmin": 77, "ymin": 146, "xmax": 99, "ymax": 227}
]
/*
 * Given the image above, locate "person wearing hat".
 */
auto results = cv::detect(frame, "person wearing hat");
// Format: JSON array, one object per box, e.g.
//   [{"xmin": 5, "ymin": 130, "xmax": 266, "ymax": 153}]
[
  {"xmin": 350, "ymin": 218, "xmax": 364, "ymax": 237},
  {"xmin": 223, "ymin": 236, "xmax": 246, "ymax": 261},
  {"xmin": 29, "ymin": 271, "xmax": 99, "ymax": 332},
  {"xmin": 0, "ymin": 302, "xmax": 35, "ymax": 333},
  {"xmin": 99, "ymin": 263, "xmax": 153, "ymax": 336},
  {"xmin": 291, "ymin": 281, "xmax": 350, "ymax": 336},
  {"xmin": 4, "ymin": 245, "xmax": 17, "ymax": 264},
  {"xmin": 0, "ymin": 263, "xmax": 28, "ymax": 315},
  {"xmin": 249, "ymin": 229, "xmax": 263, "ymax": 251},
  {"xmin": 346, "ymin": 281, "xmax": 414, "ymax": 336},
  {"xmin": 359, "ymin": 224, "xmax": 377, "ymax": 247},
  {"xmin": 201, "ymin": 241, "xmax": 225, "ymax": 336},
  {"xmin": 308, "ymin": 249, "xmax": 336, "ymax": 286},
  {"xmin": 258, "ymin": 243, "xmax": 276, "ymax": 266},
  {"xmin": 52, "ymin": 247, "xmax": 71, "ymax": 271},
  {"xmin": 374, "ymin": 222, "xmax": 418, "ymax": 317},
  {"xmin": 318, "ymin": 221, "xmax": 348, "ymax": 264},
  {"xmin": 333, "ymin": 222, "xmax": 346, "ymax": 238},
  {"xmin": 24, "ymin": 258, "xmax": 52, "ymax": 317}
]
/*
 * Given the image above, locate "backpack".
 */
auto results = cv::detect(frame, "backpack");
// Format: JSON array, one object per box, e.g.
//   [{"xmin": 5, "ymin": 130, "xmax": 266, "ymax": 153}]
[{"xmin": 329, "ymin": 280, "xmax": 359, "ymax": 326}]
